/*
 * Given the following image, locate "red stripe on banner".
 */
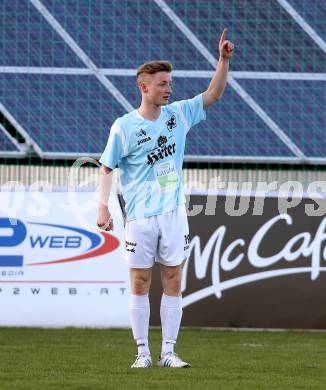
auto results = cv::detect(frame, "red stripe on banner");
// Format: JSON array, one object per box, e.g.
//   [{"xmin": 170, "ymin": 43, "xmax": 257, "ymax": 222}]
[{"xmin": 27, "ymin": 232, "xmax": 120, "ymax": 266}]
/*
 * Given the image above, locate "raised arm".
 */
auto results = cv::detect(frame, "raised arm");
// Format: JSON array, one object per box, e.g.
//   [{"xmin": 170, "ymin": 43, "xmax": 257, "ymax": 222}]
[
  {"xmin": 202, "ymin": 28, "xmax": 234, "ymax": 109},
  {"xmin": 97, "ymin": 164, "xmax": 114, "ymax": 231}
]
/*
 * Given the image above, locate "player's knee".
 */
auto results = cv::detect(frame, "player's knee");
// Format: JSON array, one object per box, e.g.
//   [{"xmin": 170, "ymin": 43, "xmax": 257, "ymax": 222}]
[
  {"xmin": 132, "ymin": 275, "xmax": 150, "ymax": 294},
  {"xmin": 164, "ymin": 272, "xmax": 182, "ymax": 295}
]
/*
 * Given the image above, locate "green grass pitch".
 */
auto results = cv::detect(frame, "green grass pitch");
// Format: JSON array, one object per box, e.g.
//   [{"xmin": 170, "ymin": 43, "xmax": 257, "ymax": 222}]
[{"xmin": 1, "ymin": 327, "xmax": 326, "ymax": 389}]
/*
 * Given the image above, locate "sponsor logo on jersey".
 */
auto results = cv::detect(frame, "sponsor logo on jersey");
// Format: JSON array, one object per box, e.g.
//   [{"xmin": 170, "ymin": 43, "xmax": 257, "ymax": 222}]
[
  {"xmin": 138, "ymin": 137, "xmax": 151, "ymax": 145},
  {"xmin": 166, "ymin": 114, "xmax": 177, "ymax": 131},
  {"xmin": 147, "ymin": 143, "xmax": 176, "ymax": 165},
  {"xmin": 136, "ymin": 128, "xmax": 147, "ymax": 137},
  {"xmin": 136, "ymin": 128, "xmax": 151, "ymax": 145}
]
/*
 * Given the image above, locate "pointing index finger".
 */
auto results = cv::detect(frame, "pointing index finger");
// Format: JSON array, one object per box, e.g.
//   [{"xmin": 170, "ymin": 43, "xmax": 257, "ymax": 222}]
[{"xmin": 219, "ymin": 28, "xmax": 228, "ymax": 45}]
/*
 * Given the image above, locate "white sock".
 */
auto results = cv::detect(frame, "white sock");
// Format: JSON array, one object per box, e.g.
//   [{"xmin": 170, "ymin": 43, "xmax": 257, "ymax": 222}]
[
  {"xmin": 160, "ymin": 293, "xmax": 183, "ymax": 356},
  {"xmin": 129, "ymin": 294, "xmax": 150, "ymax": 356}
]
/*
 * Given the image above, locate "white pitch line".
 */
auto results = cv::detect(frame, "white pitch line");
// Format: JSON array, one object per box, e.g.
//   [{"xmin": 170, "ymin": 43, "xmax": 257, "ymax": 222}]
[
  {"xmin": 1, "ymin": 66, "xmax": 325, "ymax": 81},
  {"xmin": 276, "ymin": 0, "xmax": 326, "ymax": 54},
  {"xmin": 153, "ymin": 0, "xmax": 306, "ymax": 160},
  {"xmin": 30, "ymin": 0, "xmax": 134, "ymax": 112}
]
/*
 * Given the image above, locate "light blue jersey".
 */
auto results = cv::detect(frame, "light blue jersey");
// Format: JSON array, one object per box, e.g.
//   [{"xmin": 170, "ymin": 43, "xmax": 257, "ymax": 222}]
[{"xmin": 100, "ymin": 94, "xmax": 206, "ymax": 221}]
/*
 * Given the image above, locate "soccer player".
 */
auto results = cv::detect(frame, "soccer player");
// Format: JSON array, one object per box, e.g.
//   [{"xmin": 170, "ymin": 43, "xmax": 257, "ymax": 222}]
[{"xmin": 97, "ymin": 29, "xmax": 234, "ymax": 368}]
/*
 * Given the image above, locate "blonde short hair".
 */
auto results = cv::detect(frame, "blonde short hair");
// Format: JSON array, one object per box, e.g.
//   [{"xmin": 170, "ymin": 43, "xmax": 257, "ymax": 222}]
[{"xmin": 136, "ymin": 61, "xmax": 173, "ymax": 85}]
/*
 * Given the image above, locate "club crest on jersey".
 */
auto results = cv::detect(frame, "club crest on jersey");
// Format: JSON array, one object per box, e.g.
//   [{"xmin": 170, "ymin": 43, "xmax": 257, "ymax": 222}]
[
  {"xmin": 157, "ymin": 135, "xmax": 167, "ymax": 147},
  {"xmin": 166, "ymin": 114, "xmax": 176, "ymax": 131}
]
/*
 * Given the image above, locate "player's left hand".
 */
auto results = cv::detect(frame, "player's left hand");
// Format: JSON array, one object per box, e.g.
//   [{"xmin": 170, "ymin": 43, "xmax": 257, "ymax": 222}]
[{"xmin": 219, "ymin": 28, "xmax": 234, "ymax": 59}]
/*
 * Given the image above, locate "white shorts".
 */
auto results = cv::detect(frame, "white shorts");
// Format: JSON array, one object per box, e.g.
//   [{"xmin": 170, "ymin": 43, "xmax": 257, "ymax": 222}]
[{"xmin": 123, "ymin": 204, "xmax": 190, "ymax": 269}]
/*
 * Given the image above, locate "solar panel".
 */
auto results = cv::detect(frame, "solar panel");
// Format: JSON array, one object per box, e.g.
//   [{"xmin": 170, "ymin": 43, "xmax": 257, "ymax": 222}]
[
  {"xmin": 41, "ymin": 0, "xmax": 209, "ymax": 70},
  {"xmin": 0, "ymin": 124, "xmax": 26, "ymax": 157},
  {"xmin": 165, "ymin": 0, "xmax": 326, "ymax": 72},
  {"xmin": 0, "ymin": 74, "xmax": 126, "ymax": 157},
  {"xmin": 0, "ymin": 0, "xmax": 84, "ymax": 67},
  {"xmin": 0, "ymin": 0, "xmax": 324, "ymax": 164},
  {"xmin": 288, "ymin": 0, "xmax": 326, "ymax": 40},
  {"xmin": 239, "ymin": 79, "xmax": 326, "ymax": 161}
]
